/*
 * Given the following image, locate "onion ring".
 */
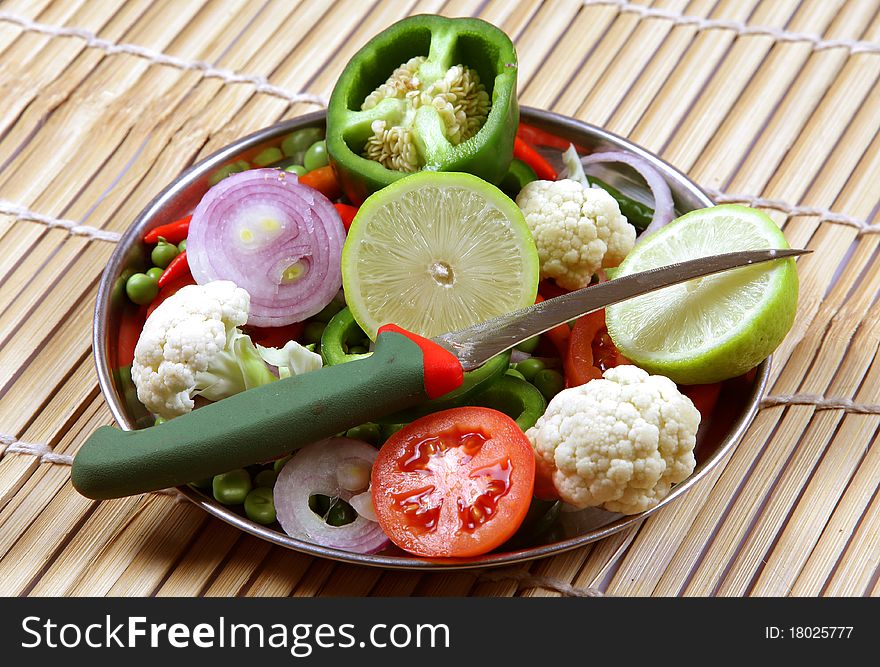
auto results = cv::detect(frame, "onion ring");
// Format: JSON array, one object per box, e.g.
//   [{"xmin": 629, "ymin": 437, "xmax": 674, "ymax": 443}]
[{"xmin": 187, "ymin": 169, "xmax": 345, "ymax": 327}]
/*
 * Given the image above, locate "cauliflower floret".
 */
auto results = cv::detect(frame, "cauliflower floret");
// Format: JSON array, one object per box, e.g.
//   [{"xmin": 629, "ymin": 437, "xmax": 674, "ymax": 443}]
[
  {"xmin": 516, "ymin": 179, "xmax": 635, "ymax": 290},
  {"xmin": 131, "ymin": 281, "xmax": 251, "ymax": 418},
  {"xmin": 130, "ymin": 280, "xmax": 321, "ymax": 420},
  {"xmin": 526, "ymin": 365, "xmax": 700, "ymax": 515}
]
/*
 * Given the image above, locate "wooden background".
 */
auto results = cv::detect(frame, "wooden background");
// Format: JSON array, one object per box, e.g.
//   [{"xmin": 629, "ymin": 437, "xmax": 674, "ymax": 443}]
[{"xmin": 1, "ymin": 0, "xmax": 879, "ymax": 597}]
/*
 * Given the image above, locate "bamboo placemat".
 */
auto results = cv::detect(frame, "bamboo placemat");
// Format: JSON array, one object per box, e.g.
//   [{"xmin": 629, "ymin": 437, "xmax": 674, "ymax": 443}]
[{"xmin": 0, "ymin": 0, "xmax": 878, "ymax": 597}]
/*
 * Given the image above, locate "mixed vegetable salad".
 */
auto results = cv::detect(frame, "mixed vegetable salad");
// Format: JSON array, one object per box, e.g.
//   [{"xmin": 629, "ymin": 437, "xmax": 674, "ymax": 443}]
[{"xmin": 112, "ymin": 15, "xmax": 796, "ymax": 558}]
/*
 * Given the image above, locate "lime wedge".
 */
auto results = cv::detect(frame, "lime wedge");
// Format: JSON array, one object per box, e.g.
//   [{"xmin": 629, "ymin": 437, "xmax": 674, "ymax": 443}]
[
  {"xmin": 342, "ymin": 171, "xmax": 539, "ymax": 339},
  {"xmin": 605, "ymin": 205, "xmax": 798, "ymax": 384}
]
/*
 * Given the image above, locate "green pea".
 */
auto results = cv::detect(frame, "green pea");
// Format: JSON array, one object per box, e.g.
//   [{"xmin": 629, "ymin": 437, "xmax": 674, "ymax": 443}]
[
  {"xmin": 282, "ymin": 127, "xmax": 324, "ymax": 159},
  {"xmin": 505, "ymin": 368, "xmax": 526, "ymax": 381},
  {"xmin": 533, "ymin": 369, "xmax": 565, "ymax": 401},
  {"xmin": 325, "ymin": 498, "xmax": 356, "ymax": 526},
  {"xmin": 345, "ymin": 423, "xmax": 381, "ymax": 444},
  {"xmin": 273, "ymin": 455, "xmax": 292, "ymax": 474},
  {"xmin": 284, "ymin": 164, "xmax": 307, "ymax": 176},
  {"xmin": 125, "ymin": 273, "xmax": 159, "ymax": 305},
  {"xmin": 515, "ymin": 358, "xmax": 546, "ymax": 382},
  {"xmin": 233, "ymin": 160, "xmax": 251, "ymax": 172},
  {"xmin": 151, "ymin": 239, "xmax": 179, "ymax": 268},
  {"xmin": 347, "ymin": 345, "xmax": 367, "ymax": 355},
  {"xmin": 303, "ymin": 140, "xmax": 329, "ymax": 172},
  {"xmin": 208, "ymin": 164, "xmax": 237, "ymax": 185},
  {"xmin": 212, "ymin": 469, "xmax": 252, "ymax": 505},
  {"xmin": 303, "ymin": 320, "xmax": 326, "ymax": 344},
  {"xmin": 146, "ymin": 267, "xmax": 164, "ymax": 281},
  {"xmin": 244, "ymin": 487, "xmax": 277, "ymax": 524},
  {"xmin": 153, "ymin": 415, "xmax": 167, "ymax": 426},
  {"xmin": 253, "ymin": 146, "xmax": 284, "ymax": 167},
  {"xmin": 177, "ymin": 238, "xmax": 187, "ymax": 252},
  {"xmin": 253, "ymin": 469, "xmax": 277, "ymax": 488},
  {"xmin": 515, "ymin": 335, "xmax": 540, "ymax": 354},
  {"xmin": 309, "ymin": 493, "xmax": 331, "ymax": 517}
]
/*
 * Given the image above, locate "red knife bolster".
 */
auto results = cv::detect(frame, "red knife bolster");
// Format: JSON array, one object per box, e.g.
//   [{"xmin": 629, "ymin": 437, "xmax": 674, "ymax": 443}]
[{"xmin": 377, "ymin": 324, "xmax": 464, "ymax": 399}]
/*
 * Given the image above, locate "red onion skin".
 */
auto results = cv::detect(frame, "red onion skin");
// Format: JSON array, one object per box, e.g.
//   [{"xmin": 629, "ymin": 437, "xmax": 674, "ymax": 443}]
[
  {"xmin": 187, "ymin": 169, "xmax": 345, "ymax": 327},
  {"xmin": 575, "ymin": 151, "xmax": 675, "ymax": 238},
  {"xmin": 274, "ymin": 438, "xmax": 390, "ymax": 554}
]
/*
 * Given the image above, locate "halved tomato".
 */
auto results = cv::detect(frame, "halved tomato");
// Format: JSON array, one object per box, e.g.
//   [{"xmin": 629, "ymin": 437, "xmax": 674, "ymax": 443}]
[{"xmin": 371, "ymin": 407, "xmax": 535, "ymax": 558}]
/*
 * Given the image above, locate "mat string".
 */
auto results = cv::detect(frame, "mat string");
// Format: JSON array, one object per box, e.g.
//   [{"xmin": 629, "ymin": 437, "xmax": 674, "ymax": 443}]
[
  {"xmin": 0, "ymin": 200, "xmax": 122, "ymax": 242},
  {"xmin": 0, "ymin": 11, "xmax": 328, "ymax": 108},
  {"xmin": 584, "ymin": 0, "xmax": 880, "ymax": 54},
  {"xmin": 4, "ymin": 187, "xmax": 875, "ymax": 245},
  {"xmin": 760, "ymin": 394, "xmax": 880, "ymax": 414},
  {"xmin": 704, "ymin": 189, "xmax": 880, "ymax": 236}
]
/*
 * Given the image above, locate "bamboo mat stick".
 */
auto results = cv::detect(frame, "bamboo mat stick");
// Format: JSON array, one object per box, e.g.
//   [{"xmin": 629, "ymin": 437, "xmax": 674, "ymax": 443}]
[
  {"xmin": 0, "ymin": 0, "xmax": 55, "ymax": 55},
  {"xmin": 660, "ymin": 0, "xmax": 802, "ymax": 171},
  {"xmin": 104, "ymin": 505, "xmax": 210, "ymax": 597},
  {"xmin": 154, "ymin": 521, "xmax": 242, "ymax": 596},
  {"xmin": 0, "ymin": 357, "xmax": 98, "ymax": 509},
  {"xmin": 0, "ymin": 0, "xmax": 129, "ymax": 141},
  {"xmin": 823, "ymin": 484, "xmax": 880, "ymax": 595},
  {"xmin": 508, "ymin": 0, "xmax": 582, "ymax": 87},
  {"xmin": 602, "ymin": 0, "xmax": 719, "ymax": 137},
  {"xmin": 369, "ymin": 571, "xmax": 424, "ymax": 597},
  {"xmin": 750, "ymin": 371, "xmax": 880, "ymax": 594},
  {"xmin": 202, "ymin": 536, "xmax": 274, "ymax": 597},
  {"xmin": 518, "ymin": 0, "xmax": 619, "ymax": 110},
  {"xmin": 792, "ymin": 431, "xmax": 880, "ymax": 595},
  {"xmin": 554, "ymin": 0, "xmax": 672, "ymax": 120},
  {"xmin": 571, "ymin": 0, "xmax": 694, "ymax": 124},
  {"xmin": 240, "ymin": 548, "xmax": 316, "ymax": 597},
  {"xmin": 317, "ymin": 564, "xmax": 384, "ymax": 597},
  {"xmin": 687, "ymin": 1, "xmax": 842, "ymax": 190},
  {"xmin": 27, "ymin": 495, "xmax": 184, "ymax": 596},
  {"xmin": 0, "ymin": 394, "xmax": 105, "ymax": 557},
  {"xmin": 290, "ymin": 558, "xmax": 338, "ymax": 597},
  {"xmin": 627, "ymin": 0, "xmax": 763, "ymax": 152}
]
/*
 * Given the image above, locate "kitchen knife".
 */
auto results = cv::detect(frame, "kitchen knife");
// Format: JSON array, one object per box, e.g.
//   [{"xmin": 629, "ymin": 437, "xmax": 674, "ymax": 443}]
[{"xmin": 72, "ymin": 248, "xmax": 806, "ymax": 499}]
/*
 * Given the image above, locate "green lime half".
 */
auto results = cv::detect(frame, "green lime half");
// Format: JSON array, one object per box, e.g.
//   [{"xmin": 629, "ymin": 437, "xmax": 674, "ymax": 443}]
[
  {"xmin": 342, "ymin": 171, "xmax": 539, "ymax": 339},
  {"xmin": 605, "ymin": 205, "xmax": 799, "ymax": 384}
]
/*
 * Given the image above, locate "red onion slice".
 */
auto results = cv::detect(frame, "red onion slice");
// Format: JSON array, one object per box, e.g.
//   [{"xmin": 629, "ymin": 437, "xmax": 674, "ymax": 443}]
[
  {"xmin": 187, "ymin": 169, "xmax": 345, "ymax": 327},
  {"xmin": 274, "ymin": 438, "xmax": 390, "ymax": 554},
  {"xmin": 562, "ymin": 145, "xmax": 675, "ymax": 237}
]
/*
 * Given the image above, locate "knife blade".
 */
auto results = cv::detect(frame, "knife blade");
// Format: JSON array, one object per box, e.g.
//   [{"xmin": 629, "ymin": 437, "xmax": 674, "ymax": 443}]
[{"xmin": 434, "ymin": 248, "xmax": 808, "ymax": 370}]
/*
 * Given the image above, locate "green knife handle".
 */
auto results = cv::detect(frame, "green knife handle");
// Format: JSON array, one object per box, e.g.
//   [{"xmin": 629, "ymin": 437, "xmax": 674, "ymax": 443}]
[{"xmin": 72, "ymin": 328, "xmax": 463, "ymax": 500}]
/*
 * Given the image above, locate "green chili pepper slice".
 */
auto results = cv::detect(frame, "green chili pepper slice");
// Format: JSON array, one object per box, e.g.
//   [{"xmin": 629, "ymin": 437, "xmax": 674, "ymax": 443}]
[
  {"xmin": 470, "ymin": 373, "xmax": 547, "ymax": 431},
  {"xmin": 319, "ymin": 307, "xmax": 372, "ymax": 366},
  {"xmin": 499, "ymin": 158, "xmax": 537, "ymax": 200}
]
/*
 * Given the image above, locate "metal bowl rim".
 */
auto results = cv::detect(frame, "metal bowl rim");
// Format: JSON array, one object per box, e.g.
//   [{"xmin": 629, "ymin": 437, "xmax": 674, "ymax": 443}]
[{"xmin": 93, "ymin": 106, "xmax": 769, "ymax": 570}]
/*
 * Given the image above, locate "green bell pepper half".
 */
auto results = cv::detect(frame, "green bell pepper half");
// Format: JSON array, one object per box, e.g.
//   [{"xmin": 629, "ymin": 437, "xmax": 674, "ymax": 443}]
[{"xmin": 326, "ymin": 14, "xmax": 519, "ymax": 204}]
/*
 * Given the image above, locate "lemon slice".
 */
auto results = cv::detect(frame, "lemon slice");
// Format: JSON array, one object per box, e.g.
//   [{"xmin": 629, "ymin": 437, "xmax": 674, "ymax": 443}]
[
  {"xmin": 342, "ymin": 171, "xmax": 539, "ymax": 339},
  {"xmin": 605, "ymin": 205, "xmax": 799, "ymax": 384}
]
